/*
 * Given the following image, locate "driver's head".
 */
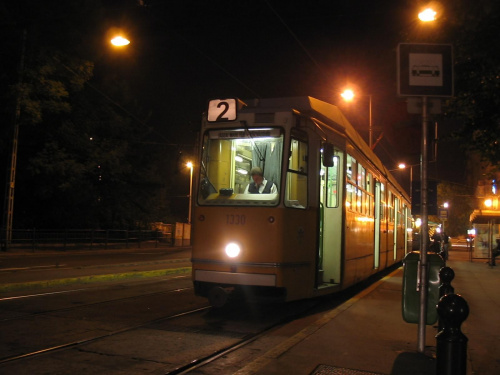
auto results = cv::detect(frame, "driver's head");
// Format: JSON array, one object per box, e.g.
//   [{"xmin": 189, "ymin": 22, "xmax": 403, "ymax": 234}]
[{"xmin": 250, "ymin": 166, "xmax": 264, "ymax": 185}]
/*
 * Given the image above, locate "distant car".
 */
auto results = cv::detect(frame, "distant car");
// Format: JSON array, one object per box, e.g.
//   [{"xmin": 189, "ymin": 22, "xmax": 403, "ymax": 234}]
[{"xmin": 411, "ymin": 65, "xmax": 440, "ymax": 77}]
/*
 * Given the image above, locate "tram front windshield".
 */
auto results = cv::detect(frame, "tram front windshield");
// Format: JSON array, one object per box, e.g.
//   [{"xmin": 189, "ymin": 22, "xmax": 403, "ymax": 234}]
[{"xmin": 198, "ymin": 127, "xmax": 283, "ymax": 206}]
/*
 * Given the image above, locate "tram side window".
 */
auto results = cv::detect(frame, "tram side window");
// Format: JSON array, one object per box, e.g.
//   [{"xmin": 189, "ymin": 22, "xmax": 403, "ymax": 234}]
[
  {"xmin": 388, "ymin": 191, "xmax": 395, "ymax": 223},
  {"xmin": 326, "ymin": 155, "xmax": 339, "ymax": 208},
  {"xmin": 346, "ymin": 155, "xmax": 355, "ymax": 211},
  {"xmin": 285, "ymin": 137, "xmax": 308, "ymax": 208},
  {"xmin": 367, "ymin": 172, "xmax": 373, "ymax": 216},
  {"xmin": 358, "ymin": 164, "xmax": 366, "ymax": 190},
  {"xmin": 347, "ymin": 155, "xmax": 356, "ymax": 183},
  {"xmin": 380, "ymin": 183, "xmax": 386, "ymax": 220},
  {"xmin": 357, "ymin": 163, "xmax": 364, "ymax": 214}
]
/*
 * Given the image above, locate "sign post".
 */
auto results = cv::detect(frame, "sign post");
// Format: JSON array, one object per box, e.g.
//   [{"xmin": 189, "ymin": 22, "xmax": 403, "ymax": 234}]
[{"xmin": 398, "ymin": 43, "xmax": 453, "ymax": 353}]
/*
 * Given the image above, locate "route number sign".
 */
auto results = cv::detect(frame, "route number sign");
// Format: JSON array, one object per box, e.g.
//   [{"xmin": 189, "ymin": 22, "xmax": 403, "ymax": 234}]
[{"xmin": 207, "ymin": 98, "xmax": 238, "ymax": 122}]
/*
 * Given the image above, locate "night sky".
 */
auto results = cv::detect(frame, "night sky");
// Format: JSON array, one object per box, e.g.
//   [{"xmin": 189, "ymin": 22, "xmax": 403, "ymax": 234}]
[{"xmin": 99, "ymin": 0, "xmax": 466, "ymax": 188}]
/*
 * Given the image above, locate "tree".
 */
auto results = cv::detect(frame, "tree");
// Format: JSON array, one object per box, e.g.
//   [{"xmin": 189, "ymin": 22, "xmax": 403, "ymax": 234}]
[
  {"xmin": 429, "ymin": 181, "xmax": 475, "ymax": 237},
  {"xmin": 443, "ymin": 1, "xmax": 500, "ymax": 166}
]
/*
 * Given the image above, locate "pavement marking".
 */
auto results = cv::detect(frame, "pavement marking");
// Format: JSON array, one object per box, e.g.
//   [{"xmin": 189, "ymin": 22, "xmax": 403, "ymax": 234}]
[
  {"xmin": 0, "ymin": 288, "xmax": 88, "ymax": 301},
  {"xmin": 1, "ymin": 265, "xmax": 68, "ymax": 272},
  {"xmin": 233, "ymin": 268, "xmax": 401, "ymax": 375}
]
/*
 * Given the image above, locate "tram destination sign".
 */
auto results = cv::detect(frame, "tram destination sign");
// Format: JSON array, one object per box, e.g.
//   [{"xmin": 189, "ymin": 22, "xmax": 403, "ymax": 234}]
[{"xmin": 397, "ymin": 43, "xmax": 453, "ymax": 97}]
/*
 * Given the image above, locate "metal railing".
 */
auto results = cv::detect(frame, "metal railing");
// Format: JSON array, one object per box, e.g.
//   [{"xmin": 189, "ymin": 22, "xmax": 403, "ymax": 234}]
[{"xmin": 0, "ymin": 228, "xmax": 174, "ymax": 251}]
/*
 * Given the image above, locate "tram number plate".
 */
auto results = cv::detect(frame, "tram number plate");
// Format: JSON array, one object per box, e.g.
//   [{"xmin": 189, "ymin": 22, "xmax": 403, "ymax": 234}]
[
  {"xmin": 208, "ymin": 99, "xmax": 237, "ymax": 122},
  {"xmin": 227, "ymin": 214, "xmax": 246, "ymax": 225}
]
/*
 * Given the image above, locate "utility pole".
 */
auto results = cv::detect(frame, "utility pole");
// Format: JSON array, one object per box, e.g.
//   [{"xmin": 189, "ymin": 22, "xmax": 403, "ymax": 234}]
[
  {"xmin": 2, "ymin": 28, "xmax": 27, "ymax": 250},
  {"xmin": 417, "ymin": 96, "xmax": 429, "ymax": 353}
]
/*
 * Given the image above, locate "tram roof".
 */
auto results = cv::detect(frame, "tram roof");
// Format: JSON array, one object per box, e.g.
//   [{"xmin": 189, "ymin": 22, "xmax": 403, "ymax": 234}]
[
  {"xmin": 241, "ymin": 96, "xmax": 408, "ymax": 200},
  {"xmin": 242, "ymin": 96, "xmax": 366, "ymax": 150}
]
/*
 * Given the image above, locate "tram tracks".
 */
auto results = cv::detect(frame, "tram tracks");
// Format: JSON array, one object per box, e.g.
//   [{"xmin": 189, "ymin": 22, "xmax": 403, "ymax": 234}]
[
  {"xmin": 0, "ymin": 280, "xmax": 193, "ymax": 322},
  {"xmin": 0, "ymin": 305, "xmax": 211, "ymax": 365},
  {"xmin": 0, "ymin": 266, "xmax": 397, "ymax": 374},
  {"xmin": 165, "ymin": 320, "xmax": 281, "ymax": 375},
  {"xmin": 0, "ymin": 290, "xmax": 322, "ymax": 374}
]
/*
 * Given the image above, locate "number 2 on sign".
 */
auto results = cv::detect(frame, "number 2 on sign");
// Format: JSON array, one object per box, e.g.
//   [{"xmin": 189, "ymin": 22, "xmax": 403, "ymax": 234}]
[{"xmin": 207, "ymin": 99, "xmax": 237, "ymax": 122}]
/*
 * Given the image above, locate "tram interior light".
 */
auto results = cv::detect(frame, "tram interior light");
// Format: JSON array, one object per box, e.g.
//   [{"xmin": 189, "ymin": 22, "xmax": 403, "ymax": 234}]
[{"xmin": 415, "ymin": 218, "xmax": 422, "ymax": 228}]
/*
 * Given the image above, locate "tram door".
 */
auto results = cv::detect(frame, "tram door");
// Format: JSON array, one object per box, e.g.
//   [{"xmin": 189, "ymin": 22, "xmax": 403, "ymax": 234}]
[
  {"xmin": 374, "ymin": 181, "xmax": 381, "ymax": 268},
  {"xmin": 318, "ymin": 148, "xmax": 343, "ymax": 286}
]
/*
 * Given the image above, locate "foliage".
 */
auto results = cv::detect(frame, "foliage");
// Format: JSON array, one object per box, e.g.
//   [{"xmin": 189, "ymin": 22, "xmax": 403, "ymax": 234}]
[
  {"xmin": 429, "ymin": 181, "xmax": 475, "ymax": 237},
  {"xmin": 443, "ymin": 1, "xmax": 500, "ymax": 165}
]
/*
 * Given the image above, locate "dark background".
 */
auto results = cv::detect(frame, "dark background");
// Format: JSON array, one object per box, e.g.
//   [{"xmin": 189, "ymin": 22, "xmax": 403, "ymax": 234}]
[
  {"xmin": 99, "ymin": 0, "xmax": 465, "ymax": 179},
  {"xmin": 0, "ymin": 0, "xmax": 476, "ymax": 228}
]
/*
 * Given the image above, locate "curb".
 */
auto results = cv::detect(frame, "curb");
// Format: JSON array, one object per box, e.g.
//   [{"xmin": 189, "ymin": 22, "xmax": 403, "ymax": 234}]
[{"xmin": 0, "ymin": 266, "xmax": 192, "ymax": 293}]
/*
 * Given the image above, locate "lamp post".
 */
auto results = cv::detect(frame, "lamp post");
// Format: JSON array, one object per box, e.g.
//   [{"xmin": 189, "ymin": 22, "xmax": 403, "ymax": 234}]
[
  {"xmin": 186, "ymin": 162, "xmax": 193, "ymax": 224},
  {"xmin": 396, "ymin": 163, "xmax": 419, "ymax": 200},
  {"xmin": 442, "ymin": 201, "xmax": 449, "ymax": 233},
  {"xmin": 341, "ymin": 89, "xmax": 373, "ymax": 149}
]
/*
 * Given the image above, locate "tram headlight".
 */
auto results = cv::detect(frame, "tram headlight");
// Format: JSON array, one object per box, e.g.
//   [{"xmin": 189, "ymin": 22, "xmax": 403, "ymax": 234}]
[{"xmin": 225, "ymin": 242, "xmax": 241, "ymax": 258}]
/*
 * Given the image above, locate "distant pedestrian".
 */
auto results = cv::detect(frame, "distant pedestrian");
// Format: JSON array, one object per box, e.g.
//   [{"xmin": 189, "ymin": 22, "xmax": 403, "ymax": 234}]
[
  {"xmin": 430, "ymin": 232, "xmax": 442, "ymax": 253},
  {"xmin": 489, "ymin": 238, "xmax": 500, "ymax": 266},
  {"xmin": 442, "ymin": 232, "xmax": 449, "ymax": 260}
]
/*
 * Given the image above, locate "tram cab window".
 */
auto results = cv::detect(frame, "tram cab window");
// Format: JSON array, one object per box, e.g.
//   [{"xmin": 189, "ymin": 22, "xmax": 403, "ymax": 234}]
[
  {"xmin": 198, "ymin": 127, "xmax": 283, "ymax": 206},
  {"xmin": 285, "ymin": 137, "xmax": 308, "ymax": 209}
]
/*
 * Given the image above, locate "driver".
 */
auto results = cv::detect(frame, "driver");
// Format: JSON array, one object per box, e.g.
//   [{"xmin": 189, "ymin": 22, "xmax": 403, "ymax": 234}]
[{"xmin": 244, "ymin": 167, "xmax": 277, "ymax": 194}]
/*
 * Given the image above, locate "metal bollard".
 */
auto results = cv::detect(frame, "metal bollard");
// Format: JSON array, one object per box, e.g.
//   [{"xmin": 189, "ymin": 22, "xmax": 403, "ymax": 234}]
[
  {"xmin": 436, "ymin": 293, "xmax": 469, "ymax": 375},
  {"xmin": 438, "ymin": 266, "xmax": 455, "ymax": 332}
]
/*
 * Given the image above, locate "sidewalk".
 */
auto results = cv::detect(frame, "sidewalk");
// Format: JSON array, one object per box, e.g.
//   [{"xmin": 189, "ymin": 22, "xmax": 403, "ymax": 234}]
[{"xmin": 234, "ymin": 250, "xmax": 499, "ymax": 375}]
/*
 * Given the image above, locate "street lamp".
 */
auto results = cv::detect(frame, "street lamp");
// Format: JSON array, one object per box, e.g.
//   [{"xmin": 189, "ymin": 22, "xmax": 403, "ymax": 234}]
[
  {"xmin": 418, "ymin": 8, "xmax": 437, "ymax": 22},
  {"xmin": 418, "ymin": 3, "xmax": 443, "ymax": 23},
  {"xmin": 395, "ymin": 162, "xmax": 418, "ymax": 200},
  {"xmin": 441, "ymin": 202, "xmax": 449, "ymax": 234},
  {"xmin": 341, "ymin": 89, "xmax": 373, "ymax": 149},
  {"xmin": 186, "ymin": 162, "xmax": 193, "ymax": 224},
  {"xmin": 110, "ymin": 35, "xmax": 131, "ymax": 47}
]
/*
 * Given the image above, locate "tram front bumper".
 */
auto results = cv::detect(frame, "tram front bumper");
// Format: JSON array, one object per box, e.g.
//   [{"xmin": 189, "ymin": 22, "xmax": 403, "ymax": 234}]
[{"xmin": 194, "ymin": 269, "xmax": 276, "ymax": 287}]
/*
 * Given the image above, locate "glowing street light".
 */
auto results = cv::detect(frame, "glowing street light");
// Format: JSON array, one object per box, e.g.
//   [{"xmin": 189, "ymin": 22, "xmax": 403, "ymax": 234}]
[
  {"xmin": 418, "ymin": 8, "xmax": 437, "ymax": 22},
  {"xmin": 110, "ymin": 36, "xmax": 131, "ymax": 47},
  {"xmin": 341, "ymin": 89, "xmax": 373, "ymax": 149},
  {"xmin": 186, "ymin": 162, "xmax": 193, "ymax": 224},
  {"xmin": 340, "ymin": 89, "xmax": 355, "ymax": 101}
]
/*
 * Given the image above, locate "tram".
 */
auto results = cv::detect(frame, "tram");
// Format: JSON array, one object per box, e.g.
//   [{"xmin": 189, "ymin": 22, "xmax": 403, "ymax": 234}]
[{"xmin": 191, "ymin": 97, "xmax": 412, "ymax": 307}]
